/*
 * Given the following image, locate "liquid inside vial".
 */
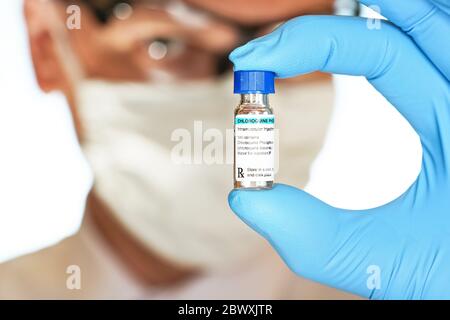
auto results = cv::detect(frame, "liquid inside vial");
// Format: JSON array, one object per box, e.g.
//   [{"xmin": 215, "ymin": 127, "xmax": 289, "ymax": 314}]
[{"xmin": 234, "ymin": 93, "xmax": 275, "ymax": 189}]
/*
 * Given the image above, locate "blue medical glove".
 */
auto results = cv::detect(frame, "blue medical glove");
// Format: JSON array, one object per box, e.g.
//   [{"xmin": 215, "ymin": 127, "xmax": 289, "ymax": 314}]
[{"xmin": 228, "ymin": 0, "xmax": 450, "ymax": 299}]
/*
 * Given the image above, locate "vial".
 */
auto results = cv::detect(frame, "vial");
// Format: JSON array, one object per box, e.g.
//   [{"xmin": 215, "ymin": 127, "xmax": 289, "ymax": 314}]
[{"xmin": 233, "ymin": 70, "xmax": 276, "ymax": 189}]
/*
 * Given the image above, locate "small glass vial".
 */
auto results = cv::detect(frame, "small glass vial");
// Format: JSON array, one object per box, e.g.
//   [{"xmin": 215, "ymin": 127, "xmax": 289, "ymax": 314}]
[{"xmin": 233, "ymin": 70, "xmax": 276, "ymax": 189}]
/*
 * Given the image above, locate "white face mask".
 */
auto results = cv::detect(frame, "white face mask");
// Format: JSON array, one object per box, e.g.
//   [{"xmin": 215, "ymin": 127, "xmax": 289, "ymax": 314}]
[
  {"xmin": 76, "ymin": 76, "xmax": 266, "ymax": 269},
  {"xmin": 75, "ymin": 75, "xmax": 334, "ymax": 270}
]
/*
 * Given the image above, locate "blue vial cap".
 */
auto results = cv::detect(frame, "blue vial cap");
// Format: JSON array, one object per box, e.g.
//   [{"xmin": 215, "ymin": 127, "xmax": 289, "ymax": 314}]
[{"xmin": 234, "ymin": 70, "xmax": 275, "ymax": 94}]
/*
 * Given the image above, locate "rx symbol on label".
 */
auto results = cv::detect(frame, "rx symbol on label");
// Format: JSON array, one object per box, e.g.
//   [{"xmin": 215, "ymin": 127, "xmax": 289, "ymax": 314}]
[{"xmin": 238, "ymin": 168, "xmax": 244, "ymax": 178}]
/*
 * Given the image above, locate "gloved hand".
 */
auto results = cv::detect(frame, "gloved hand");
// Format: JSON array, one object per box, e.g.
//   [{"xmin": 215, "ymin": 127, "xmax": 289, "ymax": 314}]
[{"xmin": 228, "ymin": 0, "xmax": 450, "ymax": 299}]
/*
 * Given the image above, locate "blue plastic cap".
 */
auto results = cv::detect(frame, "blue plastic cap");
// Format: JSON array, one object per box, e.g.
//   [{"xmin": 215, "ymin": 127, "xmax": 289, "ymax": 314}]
[{"xmin": 234, "ymin": 70, "xmax": 275, "ymax": 94}]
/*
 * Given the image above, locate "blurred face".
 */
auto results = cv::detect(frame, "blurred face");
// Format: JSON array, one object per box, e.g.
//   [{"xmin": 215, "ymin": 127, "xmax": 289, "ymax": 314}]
[
  {"xmin": 22, "ymin": 1, "xmax": 335, "ymax": 271},
  {"xmin": 25, "ymin": 0, "xmax": 333, "ymax": 132}
]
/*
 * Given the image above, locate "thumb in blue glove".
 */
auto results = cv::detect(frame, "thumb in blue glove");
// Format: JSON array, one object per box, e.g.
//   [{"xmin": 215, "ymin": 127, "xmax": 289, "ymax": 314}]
[{"xmin": 228, "ymin": 0, "xmax": 450, "ymax": 299}]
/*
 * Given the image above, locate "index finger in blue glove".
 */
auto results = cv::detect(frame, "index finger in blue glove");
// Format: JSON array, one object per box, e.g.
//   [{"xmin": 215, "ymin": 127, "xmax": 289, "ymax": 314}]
[{"xmin": 359, "ymin": 0, "xmax": 450, "ymax": 81}]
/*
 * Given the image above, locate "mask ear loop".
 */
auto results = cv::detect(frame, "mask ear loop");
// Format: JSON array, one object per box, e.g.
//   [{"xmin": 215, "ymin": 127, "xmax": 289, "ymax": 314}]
[
  {"xmin": 46, "ymin": 0, "xmax": 86, "ymax": 86},
  {"xmin": 45, "ymin": 1, "xmax": 89, "ymax": 138}
]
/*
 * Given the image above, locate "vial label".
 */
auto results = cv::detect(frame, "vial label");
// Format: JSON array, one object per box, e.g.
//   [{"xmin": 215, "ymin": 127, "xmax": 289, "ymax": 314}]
[{"xmin": 235, "ymin": 114, "xmax": 275, "ymax": 182}]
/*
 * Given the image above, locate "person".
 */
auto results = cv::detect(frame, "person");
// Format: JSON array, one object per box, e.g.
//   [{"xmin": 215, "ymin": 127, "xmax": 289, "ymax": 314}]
[
  {"xmin": 229, "ymin": 0, "xmax": 450, "ymax": 299},
  {"xmin": 0, "ymin": 0, "xmax": 352, "ymax": 299}
]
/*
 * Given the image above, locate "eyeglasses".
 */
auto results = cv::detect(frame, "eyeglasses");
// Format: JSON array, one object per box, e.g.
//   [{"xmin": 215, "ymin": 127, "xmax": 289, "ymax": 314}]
[
  {"xmin": 65, "ymin": 0, "xmax": 270, "ymax": 43},
  {"xmin": 70, "ymin": 0, "xmax": 137, "ymax": 23}
]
